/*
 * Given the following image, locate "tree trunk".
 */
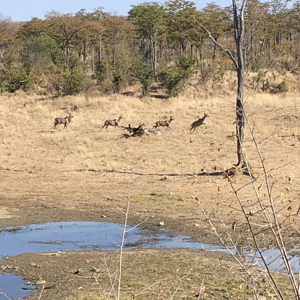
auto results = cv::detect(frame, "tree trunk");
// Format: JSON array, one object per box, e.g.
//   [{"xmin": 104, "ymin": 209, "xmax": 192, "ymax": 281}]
[
  {"xmin": 235, "ymin": 68, "xmax": 246, "ymax": 168},
  {"xmin": 212, "ymin": 42, "xmax": 217, "ymax": 60},
  {"xmin": 83, "ymin": 41, "xmax": 87, "ymax": 72},
  {"xmin": 195, "ymin": 0, "xmax": 247, "ymax": 169},
  {"xmin": 152, "ymin": 34, "xmax": 157, "ymax": 71},
  {"xmin": 233, "ymin": 0, "xmax": 246, "ymax": 168},
  {"xmin": 66, "ymin": 45, "xmax": 70, "ymax": 69},
  {"xmin": 99, "ymin": 34, "xmax": 102, "ymax": 62},
  {"xmin": 199, "ymin": 48, "xmax": 203, "ymax": 74},
  {"xmin": 91, "ymin": 41, "xmax": 95, "ymax": 73}
]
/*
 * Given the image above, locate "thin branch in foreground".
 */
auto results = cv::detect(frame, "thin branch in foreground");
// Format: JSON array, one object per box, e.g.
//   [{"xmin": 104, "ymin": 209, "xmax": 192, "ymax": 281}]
[
  {"xmin": 0, "ymin": 289, "xmax": 12, "ymax": 300},
  {"xmin": 194, "ymin": 19, "xmax": 238, "ymax": 71}
]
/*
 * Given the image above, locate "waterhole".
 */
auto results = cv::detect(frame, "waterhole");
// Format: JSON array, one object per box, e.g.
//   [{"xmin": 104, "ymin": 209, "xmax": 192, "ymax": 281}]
[
  {"xmin": 0, "ymin": 273, "xmax": 35, "ymax": 300},
  {"xmin": 0, "ymin": 221, "xmax": 299, "ymax": 299}
]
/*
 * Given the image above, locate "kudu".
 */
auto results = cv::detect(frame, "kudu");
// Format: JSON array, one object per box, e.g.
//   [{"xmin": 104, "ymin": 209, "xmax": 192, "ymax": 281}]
[
  {"xmin": 102, "ymin": 115, "xmax": 123, "ymax": 130},
  {"xmin": 190, "ymin": 113, "xmax": 208, "ymax": 133},
  {"xmin": 153, "ymin": 116, "xmax": 174, "ymax": 130},
  {"xmin": 54, "ymin": 112, "xmax": 73, "ymax": 129}
]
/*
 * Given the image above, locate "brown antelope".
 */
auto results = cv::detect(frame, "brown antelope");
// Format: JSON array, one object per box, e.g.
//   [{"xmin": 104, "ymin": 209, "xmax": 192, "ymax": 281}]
[
  {"xmin": 190, "ymin": 113, "xmax": 208, "ymax": 133},
  {"xmin": 102, "ymin": 115, "xmax": 123, "ymax": 130},
  {"xmin": 54, "ymin": 113, "xmax": 73, "ymax": 129},
  {"xmin": 153, "ymin": 116, "xmax": 174, "ymax": 130}
]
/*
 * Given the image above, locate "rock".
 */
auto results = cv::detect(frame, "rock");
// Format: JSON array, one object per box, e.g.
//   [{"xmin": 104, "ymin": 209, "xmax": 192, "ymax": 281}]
[
  {"xmin": 36, "ymin": 280, "xmax": 46, "ymax": 285},
  {"xmin": 158, "ymin": 222, "xmax": 165, "ymax": 227}
]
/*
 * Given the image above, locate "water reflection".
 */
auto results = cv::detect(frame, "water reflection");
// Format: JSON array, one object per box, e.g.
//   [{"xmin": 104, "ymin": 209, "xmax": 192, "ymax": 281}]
[
  {"xmin": 0, "ymin": 221, "xmax": 299, "ymax": 273},
  {"xmin": 0, "ymin": 273, "xmax": 35, "ymax": 300}
]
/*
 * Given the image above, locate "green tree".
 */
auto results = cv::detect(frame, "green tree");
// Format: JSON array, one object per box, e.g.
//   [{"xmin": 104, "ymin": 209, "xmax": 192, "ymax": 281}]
[
  {"xmin": 244, "ymin": 0, "xmax": 270, "ymax": 70},
  {"xmin": 63, "ymin": 67, "xmax": 84, "ymax": 95},
  {"xmin": 102, "ymin": 15, "xmax": 134, "ymax": 68},
  {"xmin": 164, "ymin": 0, "xmax": 198, "ymax": 55},
  {"xmin": 43, "ymin": 11, "xmax": 88, "ymax": 68},
  {"xmin": 160, "ymin": 55, "xmax": 195, "ymax": 97},
  {"xmin": 112, "ymin": 71, "xmax": 122, "ymax": 93},
  {"xmin": 200, "ymin": 3, "xmax": 231, "ymax": 60},
  {"xmin": 131, "ymin": 60, "xmax": 154, "ymax": 96},
  {"xmin": 95, "ymin": 60, "xmax": 109, "ymax": 83},
  {"xmin": 128, "ymin": 2, "xmax": 166, "ymax": 71},
  {"xmin": 20, "ymin": 36, "xmax": 64, "ymax": 73},
  {"xmin": 3, "ymin": 67, "xmax": 32, "ymax": 93}
]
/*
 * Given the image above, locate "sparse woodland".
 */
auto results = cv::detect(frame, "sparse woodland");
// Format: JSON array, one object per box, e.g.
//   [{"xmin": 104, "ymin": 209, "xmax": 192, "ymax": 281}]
[{"xmin": 1, "ymin": 0, "xmax": 300, "ymax": 97}]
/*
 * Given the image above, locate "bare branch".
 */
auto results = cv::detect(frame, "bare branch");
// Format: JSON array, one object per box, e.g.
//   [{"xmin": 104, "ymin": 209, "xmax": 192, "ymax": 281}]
[{"xmin": 194, "ymin": 18, "xmax": 238, "ymax": 71}]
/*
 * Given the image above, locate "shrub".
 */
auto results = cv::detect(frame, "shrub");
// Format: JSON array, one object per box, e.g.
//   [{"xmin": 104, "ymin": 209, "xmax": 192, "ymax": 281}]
[
  {"xmin": 4, "ymin": 67, "xmax": 32, "ymax": 93},
  {"xmin": 131, "ymin": 60, "xmax": 154, "ymax": 96},
  {"xmin": 112, "ymin": 72, "xmax": 122, "ymax": 93},
  {"xmin": 270, "ymin": 81, "xmax": 288, "ymax": 94},
  {"xmin": 20, "ymin": 36, "xmax": 65, "ymax": 73},
  {"xmin": 63, "ymin": 67, "xmax": 85, "ymax": 95},
  {"xmin": 95, "ymin": 60, "xmax": 109, "ymax": 83},
  {"xmin": 262, "ymin": 80, "xmax": 288, "ymax": 94},
  {"xmin": 159, "ymin": 56, "xmax": 195, "ymax": 97}
]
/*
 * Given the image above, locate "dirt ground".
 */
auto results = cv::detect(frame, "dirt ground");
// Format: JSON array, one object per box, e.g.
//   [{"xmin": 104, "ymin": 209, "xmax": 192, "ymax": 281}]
[
  {"xmin": 0, "ymin": 91, "xmax": 300, "ymax": 299},
  {"xmin": 1, "ymin": 248, "xmax": 294, "ymax": 300}
]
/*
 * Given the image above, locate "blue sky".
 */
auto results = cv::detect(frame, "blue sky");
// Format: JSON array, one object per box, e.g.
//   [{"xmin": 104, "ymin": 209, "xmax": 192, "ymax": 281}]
[{"xmin": 1, "ymin": 0, "xmax": 231, "ymax": 22}]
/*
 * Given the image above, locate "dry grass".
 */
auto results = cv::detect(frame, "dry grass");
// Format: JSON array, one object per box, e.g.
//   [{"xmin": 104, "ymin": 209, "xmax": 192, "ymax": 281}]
[{"xmin": 0, "ymin": 90, "xmax": 300, "ymax": 242}]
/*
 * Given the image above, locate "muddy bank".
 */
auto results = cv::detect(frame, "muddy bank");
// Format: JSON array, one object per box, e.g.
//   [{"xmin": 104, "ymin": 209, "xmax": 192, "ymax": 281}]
[{"xmin": 0, "ymin": 249, "xmax": 266, "ymax": 300}]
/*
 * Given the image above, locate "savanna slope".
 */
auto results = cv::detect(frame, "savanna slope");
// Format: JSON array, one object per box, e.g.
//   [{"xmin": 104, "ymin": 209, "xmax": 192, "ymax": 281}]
[
  {"xmin": 0, "ymin": 90, "xmax": 299, "ymax": 238},
  {"xmin": 0, "ymin": 89, "xmax": 300, "ymax": 299}
]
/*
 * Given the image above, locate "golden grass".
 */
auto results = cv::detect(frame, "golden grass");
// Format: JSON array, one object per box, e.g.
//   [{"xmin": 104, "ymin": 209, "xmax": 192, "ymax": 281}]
[
  {"xmin": 0, "ymin": 92, "xmax": 295, "ymax": 171},
  {"xmin": 0, "ymin": 89, "xmax": 300, "ymax": 240}
]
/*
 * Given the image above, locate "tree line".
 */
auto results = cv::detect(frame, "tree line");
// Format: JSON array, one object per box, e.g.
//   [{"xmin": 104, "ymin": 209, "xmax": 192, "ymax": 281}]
[{"xmin": 0, "ymin": 0, "xmax": 299, "ymax": 96}]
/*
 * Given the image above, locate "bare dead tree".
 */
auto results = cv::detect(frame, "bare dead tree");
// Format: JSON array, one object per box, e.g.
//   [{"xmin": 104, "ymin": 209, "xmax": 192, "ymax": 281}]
[
  {"xmin": 190, "ymin": 113, "xmax": 208, "ymax": 133},
  {"xmin": 188, "ymin": 105, "xmax": 300, "ymax": 299},
  {"xmin": 195, "ymin": 0, "xmax": 247, "ymax": 169}
]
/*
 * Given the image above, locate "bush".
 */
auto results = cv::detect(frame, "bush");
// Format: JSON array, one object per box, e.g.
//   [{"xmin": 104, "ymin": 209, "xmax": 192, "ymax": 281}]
[
  {"xmin": 3, "ymin": 67, "xmax": 32, "ymax": 93},
  {"xmin": 112, "ymin": 72, "xmax": 122, "ymax": 93},
  {"xmin": 131, "ymin": 60, "xmax": 154, "ymax": 96},
  {"xmin": 159, "ymin": 56, "xmax": 195, "ymax": 97},
  {"xmin": 20, "ymin": 36, "xmax": 65, "ymax": 73},
  {"xmin": 271, "ymin": 81, "xmax": 288, "ymax": 94},
  {"xmin": 262, "ymin": 80, "xmax": 288, "ymax": 94},
  {"xmin": 159, "ymin": 68, "xmax": 185, "ymax": 97},
  {"xmin": 95, "ymin": 60, "xmax": 109, "ymax": 83},
  {"xmin": 62, "ymin": 67, "xmax": 85, "ymax": 95}
]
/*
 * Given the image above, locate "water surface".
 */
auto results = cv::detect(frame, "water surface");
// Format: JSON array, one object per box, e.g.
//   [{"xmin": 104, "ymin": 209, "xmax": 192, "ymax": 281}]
[
  {"xmin": 0, "ymin": 273, "xmax": 35, "ymax": 300},
  {"xmin": 0, "ymin": 221, "xmax": 299, "ymax": 299}
]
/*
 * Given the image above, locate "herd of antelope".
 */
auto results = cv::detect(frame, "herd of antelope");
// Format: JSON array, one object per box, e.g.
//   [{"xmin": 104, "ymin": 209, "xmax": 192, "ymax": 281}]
[{"xmin": 53, "ymin": 105, "xmax": 209, "ymax": 134}]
